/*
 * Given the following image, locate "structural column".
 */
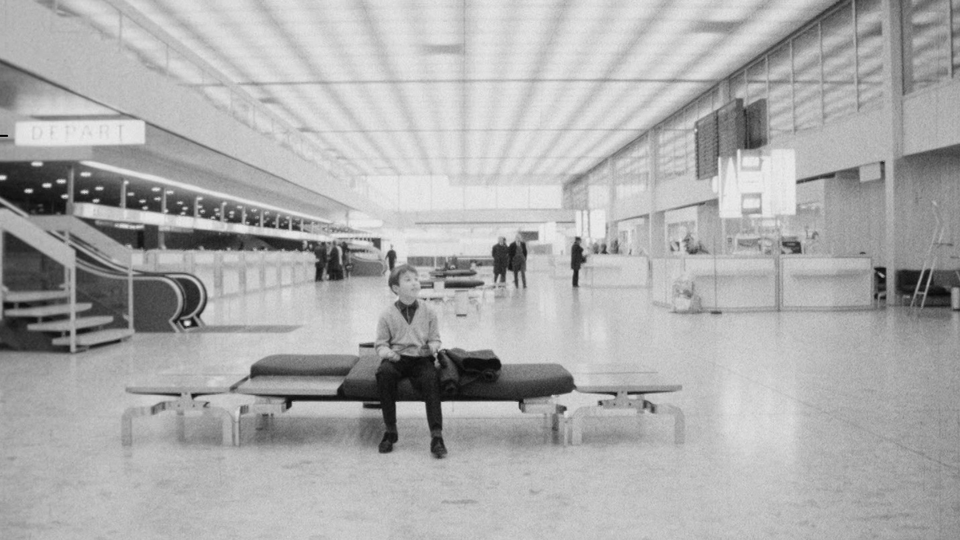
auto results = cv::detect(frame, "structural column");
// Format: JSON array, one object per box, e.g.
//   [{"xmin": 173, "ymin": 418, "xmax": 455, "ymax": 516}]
[
  {"xmin": 881, "ymin": 0, "xmax": 904, "ymax": 305},
  {"xmin": 66, "ymin": 165, "xmax": 76, "ymax": 215}
]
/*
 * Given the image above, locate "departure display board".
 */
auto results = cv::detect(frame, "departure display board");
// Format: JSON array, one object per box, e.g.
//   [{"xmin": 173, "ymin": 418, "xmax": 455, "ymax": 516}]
[{"xmin": 694, "ymin": 111, "xmax": 718, "ymax": 180}]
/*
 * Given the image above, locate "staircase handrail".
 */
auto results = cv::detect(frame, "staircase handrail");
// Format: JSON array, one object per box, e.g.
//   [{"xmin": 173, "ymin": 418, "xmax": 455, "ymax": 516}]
[
  {"xmin": 0, "ymin": 210, "xmax": 76, "ymax": 269},
  {"xmin": 41, "ymin": 225, "xmax": 135, "ymax": 333},
  {"xmin": 30, "ymin": 215, "xmax": 132, "ymax": 266},
  {"xmin": 0, "ymin": 194, "xmax": 29, "ymax": 218}
]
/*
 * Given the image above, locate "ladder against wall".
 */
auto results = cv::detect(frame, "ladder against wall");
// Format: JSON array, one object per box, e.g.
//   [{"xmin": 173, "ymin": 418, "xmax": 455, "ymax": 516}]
[{"xmin": 910, "ymin": 201, "xmax": 958, "ymax": 310}]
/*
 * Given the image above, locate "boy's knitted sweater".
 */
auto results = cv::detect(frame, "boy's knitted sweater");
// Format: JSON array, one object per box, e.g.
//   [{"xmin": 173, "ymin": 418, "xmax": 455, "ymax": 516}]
[{"xmin": 375, "ymin": 301, "xmax": 441, "ymax": 359}]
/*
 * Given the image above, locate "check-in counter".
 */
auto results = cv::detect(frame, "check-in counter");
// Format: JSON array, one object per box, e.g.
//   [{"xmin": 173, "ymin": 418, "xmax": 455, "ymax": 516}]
[
  {"xmin": 221, "ymin": 253, "xmax": 243, "ymax": 295},
  {"xmin": 651, "ymin": 255, "xmax": 874, "ymax": 311},
  {"xmin": 780, "ymin": 256, "xmax": 873, "ymax": 310},
  {"xmin": 136, "ymin": 250, "xmax": 315, "ymax": 298},
  {"xmin": 653, "ymin": 256, "xmax": 777, "ymax": 311},
  {"xmin": 580, "ymin": 255, "xmax": 650, "ymax": 288},
  {"xmin": 192, "ymin": 252, "xmax": 219, "ymax": 295},
  {"xmin": 244, "ymin": 251, "xmax": 263, "ymax": 292},
  {"xmin": 549, "ymin": 254, "xmax": 649, "ymax": 288}
]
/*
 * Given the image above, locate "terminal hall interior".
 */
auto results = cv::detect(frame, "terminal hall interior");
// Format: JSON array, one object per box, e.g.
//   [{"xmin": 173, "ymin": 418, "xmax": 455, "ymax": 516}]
[{"xmin": 2, "ymin": 1, "xmax": 960, "ymax": 538}]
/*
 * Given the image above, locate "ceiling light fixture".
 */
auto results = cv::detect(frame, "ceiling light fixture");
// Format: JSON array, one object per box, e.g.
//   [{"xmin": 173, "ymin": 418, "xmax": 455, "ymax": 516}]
[
  {"xmin": 31, "ymin": 161, "xmax": 43, "ymax": 167},
  {"xmin": 80, "ymin": 171, "xmax": 92, "ymax": 177}
]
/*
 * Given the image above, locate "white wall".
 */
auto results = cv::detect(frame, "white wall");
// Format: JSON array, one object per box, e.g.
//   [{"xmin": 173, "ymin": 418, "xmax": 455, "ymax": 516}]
[{"xmin": 894, "ymin": 151, "xmax": 960, "ymax": 268}]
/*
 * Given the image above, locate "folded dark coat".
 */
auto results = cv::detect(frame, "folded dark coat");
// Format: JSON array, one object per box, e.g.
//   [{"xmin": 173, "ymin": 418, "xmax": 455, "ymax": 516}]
[
  {"xmin": 437, "ymin": 350, "xmax": 461, "ymax": 398},
  {"xmin": 445, "ymin": 348, "xmax": 502, "ymax": 385}
]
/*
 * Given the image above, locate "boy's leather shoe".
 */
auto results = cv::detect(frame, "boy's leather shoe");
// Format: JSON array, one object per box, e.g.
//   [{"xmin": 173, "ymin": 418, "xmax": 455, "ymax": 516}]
[
  {"xmin": 430, "ymin": 436, "xmax": 447, "ymax": 459},
  {"xmin": 379, "ymin": 432, "xmax": 397, "ymax": 454}
]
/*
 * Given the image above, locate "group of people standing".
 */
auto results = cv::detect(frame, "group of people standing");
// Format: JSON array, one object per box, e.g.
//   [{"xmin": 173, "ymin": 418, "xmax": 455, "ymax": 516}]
[
  {"xmin": 491, "ymin": 233, "xmax": 528, "ymax": 288},
  {"xmin": 313, "ymin": 242, "xmax": 351, "ymax": 281}
]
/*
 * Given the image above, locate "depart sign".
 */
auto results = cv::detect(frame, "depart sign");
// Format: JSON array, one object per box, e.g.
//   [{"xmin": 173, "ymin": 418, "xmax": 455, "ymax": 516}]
[{"xmin": 15, "ymin": 120, "xmax": 146, "ymax": 146}]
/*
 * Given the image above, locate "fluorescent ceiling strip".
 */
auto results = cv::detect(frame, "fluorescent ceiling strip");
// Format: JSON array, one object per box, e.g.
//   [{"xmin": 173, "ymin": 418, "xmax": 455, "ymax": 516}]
[{"xmin": 80, "ymin": 161, "xmax": 332, "ymax": 224}]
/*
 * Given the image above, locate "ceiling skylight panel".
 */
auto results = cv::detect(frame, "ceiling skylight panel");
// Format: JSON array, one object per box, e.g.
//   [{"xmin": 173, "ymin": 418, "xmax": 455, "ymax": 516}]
[
  {"xmin": 338, "ymin": 132, "xmax": 386, "ymax": 164},
  {"xmin": 535, "ymin": 82, "xmax": 595, "ymax": 131},
  {"xmin": 299, "ymin": 91, "xmax": 358, "ymax": 135},
  {"xmin": 215, "ymin": 27, "xmax": 288, "ymax": 83},
  {"xmin": 361, "ymin": 132, "xmax": 405, "ymax": 170},
  {"xmin": 435, "ymin": 80, "xmax": 463, "ymax": 133}
]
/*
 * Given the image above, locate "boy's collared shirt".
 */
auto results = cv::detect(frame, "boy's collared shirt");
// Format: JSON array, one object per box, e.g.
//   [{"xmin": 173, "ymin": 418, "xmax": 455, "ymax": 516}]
[
  {"xmin": 395, "ymin": 299, "xmax": 418, "ymax": 325},
  {"xmin": 376, "ymin": 300, "xmax": 440, "ymax": 359}
]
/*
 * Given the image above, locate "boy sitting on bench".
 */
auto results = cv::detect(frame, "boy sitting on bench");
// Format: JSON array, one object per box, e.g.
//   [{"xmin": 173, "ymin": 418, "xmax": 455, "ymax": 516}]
[{"xmin": 375, "ymin": 265, "xmax": 447, "ymax": 458}]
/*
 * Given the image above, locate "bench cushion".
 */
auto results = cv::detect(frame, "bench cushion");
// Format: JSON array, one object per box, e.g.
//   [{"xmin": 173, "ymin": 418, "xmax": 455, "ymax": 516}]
[
  {"xmin": 431, "ymin": 269, "xmax": 477, "ymax": 278},
  {"xmin": 251, "ymin": 354, "xmax": 359, "ymax": 378},
  {"xmin": 341, "ymin": 353, "xmax": 575, "ymax": 401},
  {"xmin": 439, "ymin": 279, "xmax": 485, "ymax": 289}
]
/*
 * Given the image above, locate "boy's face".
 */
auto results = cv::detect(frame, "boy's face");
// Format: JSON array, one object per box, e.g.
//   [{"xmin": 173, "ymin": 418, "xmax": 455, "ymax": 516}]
[{"xmin": 392, "ymin": 271, "xmax": 420, "ymax": 302}]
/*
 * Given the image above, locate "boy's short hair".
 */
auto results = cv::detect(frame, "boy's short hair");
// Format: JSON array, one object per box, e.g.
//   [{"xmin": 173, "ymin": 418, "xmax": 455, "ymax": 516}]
[{"xmin": 388, "ymin": 264, "xmax": 418, "ymax": 291}]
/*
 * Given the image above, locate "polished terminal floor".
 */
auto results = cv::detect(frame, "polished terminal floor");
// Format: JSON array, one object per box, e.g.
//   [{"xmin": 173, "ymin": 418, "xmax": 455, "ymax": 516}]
[{"xmin": 1, "ymin": 270, "xmax": 959, "ymax": 539}]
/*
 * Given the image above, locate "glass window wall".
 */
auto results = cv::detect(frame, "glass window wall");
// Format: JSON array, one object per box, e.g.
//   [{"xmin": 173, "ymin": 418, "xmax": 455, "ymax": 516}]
[
  {"xmin": 822, "ymin": 7, "xmax": 856, "ymax": 122},
  {"xmin": 768, "ymin": 44, "xmax": 794, "ymax": 138},
  {"xmin": 857, "ymin": 0, "xmax": 884, "ymax": 107},
  {"xmin": 793, "ymin": 25, "xmax": 823, "ymax": 131},
  {"xmin": 904, "ymin": 0, "xmax": 951, "ymax": 93}
]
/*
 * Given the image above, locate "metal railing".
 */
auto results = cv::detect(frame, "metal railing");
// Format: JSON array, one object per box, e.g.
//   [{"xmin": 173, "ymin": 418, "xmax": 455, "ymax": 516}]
[{"xmin": 36, "ymin": 0, "xmax": 353, "ymax": 183}]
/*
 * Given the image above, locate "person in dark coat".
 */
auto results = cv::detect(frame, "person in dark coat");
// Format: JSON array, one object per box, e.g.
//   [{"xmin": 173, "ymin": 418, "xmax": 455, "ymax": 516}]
[
  {"xmin": 386, "ymin": 245, "xmax": 397, "ymax": 271},
  {"xmin": 571, "ymin": 237, "xmax": 586, "ymax": 288},
  {"xmin": 491, "ymin": 237, "xmax": 509, "ymax": 284},
  {"xmin": 327, "ymin": 242, "xmax": 342, "ymax": 280},
  {"xmin": 314, "ymin": 242, "xmax": 328, "ymax": 281},
  {"xmin": 341, "ymin": 242, "xmax": 352, "ymax": 278},
  {"xmin": 508, "ymin": 233, "xmax": 528, "ymax": 288}
]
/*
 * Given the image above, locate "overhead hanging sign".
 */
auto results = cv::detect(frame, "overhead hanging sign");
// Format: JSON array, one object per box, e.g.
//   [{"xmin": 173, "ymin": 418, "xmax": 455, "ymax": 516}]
[
  {"xmin": 15, "ymin": 120, "xmax": 146, "ymax": 147},
  {"xmin": 715, "ymin": 149, "xmax": 796, "ymax": 219}
]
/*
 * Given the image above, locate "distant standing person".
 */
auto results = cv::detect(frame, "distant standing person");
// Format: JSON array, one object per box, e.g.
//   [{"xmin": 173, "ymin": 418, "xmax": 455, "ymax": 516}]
[
  {"xmin": 571, "ymin": 237, "xmax": 586, "ymax": 288},
  {"xmin": 314, "ymin": 242, "xmax": 328, "ymax": 281},
  {"xmin": 341, "ymin": 242, "xmax": 352, "ymax": 278},
  {"xmin": 328, "ymin": 242, "xmax": 342, "ymax": 280},
  {"xmin": 491, "ymin": 237, "xmax": 509, "ymax": 284},
  {"xmin": 508, "ymin": 233, "xmax": 528, "ymax": 289},
  {"xmin": 386, "ymin": 245, "xmax": 397, "ymax": 271}
]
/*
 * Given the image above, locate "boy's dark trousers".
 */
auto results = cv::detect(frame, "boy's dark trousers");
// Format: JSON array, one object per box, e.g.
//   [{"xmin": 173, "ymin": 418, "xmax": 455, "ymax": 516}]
[{"xmin": 376, "ymin": 355, "xmax": 443, "ymax": 435}]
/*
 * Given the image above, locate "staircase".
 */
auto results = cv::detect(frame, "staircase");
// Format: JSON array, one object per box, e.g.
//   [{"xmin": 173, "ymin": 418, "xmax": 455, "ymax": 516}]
[
  {"xmin": 1, "ymin": 201, "xmax": 135, "ymax": 352},
  {"xmin": 1, "ymin": 289, "xmax": 132, "ymax": 351}
]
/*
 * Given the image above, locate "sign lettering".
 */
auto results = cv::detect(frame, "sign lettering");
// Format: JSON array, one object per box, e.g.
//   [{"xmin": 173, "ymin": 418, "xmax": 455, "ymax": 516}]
[{"xmin": 15, "ymin": 120, "xmax": 146, "ymax": 147}]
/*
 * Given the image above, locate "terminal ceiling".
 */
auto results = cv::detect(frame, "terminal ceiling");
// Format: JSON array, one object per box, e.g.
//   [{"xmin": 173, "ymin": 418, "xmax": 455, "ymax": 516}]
[{"xmin": 54, "ymin": 0, "xmax": 838, "ymax": 189}]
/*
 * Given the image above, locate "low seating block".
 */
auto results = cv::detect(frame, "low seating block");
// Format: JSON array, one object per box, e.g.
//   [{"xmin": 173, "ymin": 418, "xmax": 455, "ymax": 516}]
[
  {"xmin": 569, "ymin": 371, "xmax": 684, "ymax": 445},
  {"xmin": 122, "ymin": 374, "xmax": 248, "ymax": 446}
]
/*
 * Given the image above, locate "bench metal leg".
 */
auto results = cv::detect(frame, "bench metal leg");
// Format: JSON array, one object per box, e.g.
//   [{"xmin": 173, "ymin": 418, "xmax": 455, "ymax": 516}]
[
  {"xmin": 122, "ymin": 396, "xmax": 235, "ymax": 447},
  {"xmin": 519, "ymin": 398, "xmax": 567, "ymax": 443},
  {"xmin": 645, "ymin": 401, "xmax": 685, "ymax": 445},
  {"xmin": 235, "ymin": 397, "xmax": 290, "ymax": 446},
  {"xmin": 567, "ymin": 392, "xmax": 685, "ymax": 445}
]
